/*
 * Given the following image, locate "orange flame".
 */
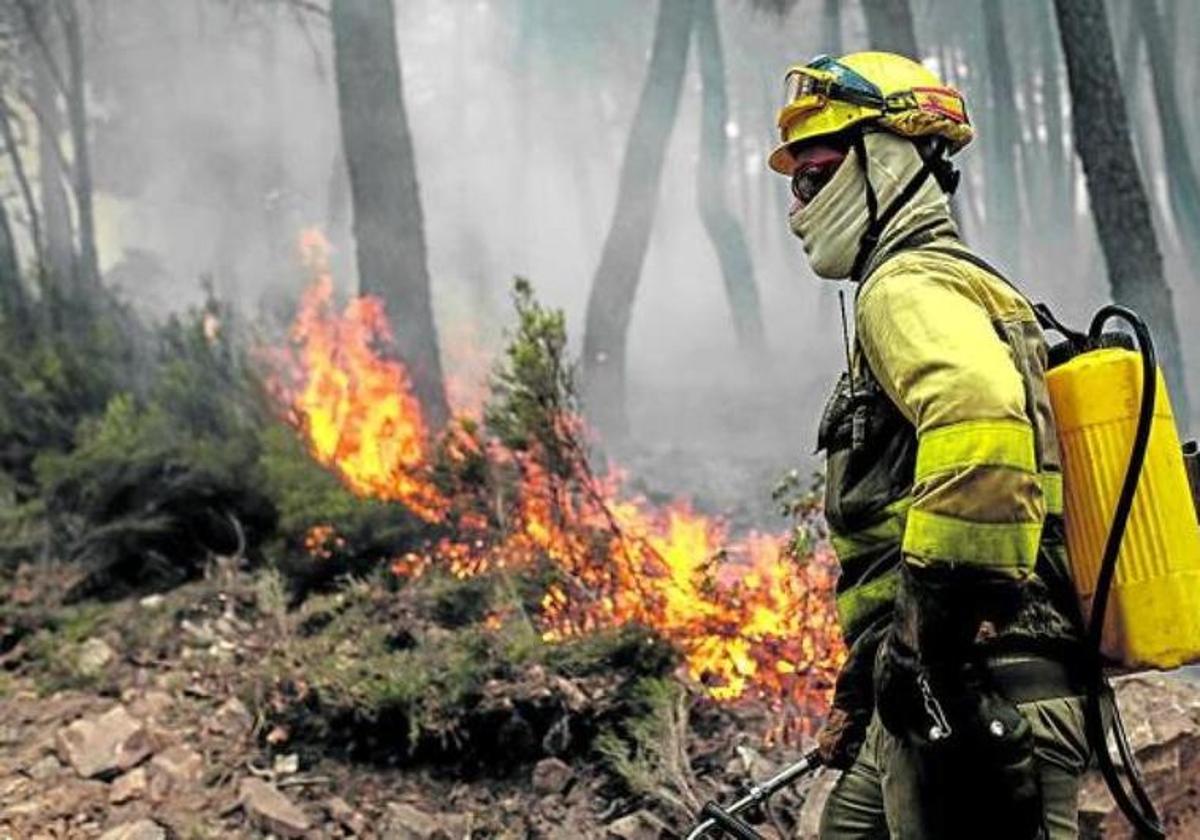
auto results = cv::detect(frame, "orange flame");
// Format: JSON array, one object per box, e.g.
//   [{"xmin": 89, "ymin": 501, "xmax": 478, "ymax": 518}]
[
  {"xmin": 271, "ymin": 231, "xmax": 845, "ymax": 725},
  {"xmin": 280, "ymin": 229, "xmax": 447, "ymax": 522}
]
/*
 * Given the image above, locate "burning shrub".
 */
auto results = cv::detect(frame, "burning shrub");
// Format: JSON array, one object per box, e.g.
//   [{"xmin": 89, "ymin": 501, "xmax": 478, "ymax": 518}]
[
  {"xmin": 271, "ymin": 269, "xmax": 844, "ymax": 736},
  {"xmin": 256, "ymin": 422, "xmax": 428, "ymax": 593}
]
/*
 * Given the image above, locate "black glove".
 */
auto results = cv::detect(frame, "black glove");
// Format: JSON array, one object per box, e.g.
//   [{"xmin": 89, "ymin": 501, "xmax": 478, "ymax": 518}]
[
  {"xmin": 817, "ymin": 623, "xmax": 885, "ymax": 769},
  {"xmin": 874, "ymin": 564, "xmax": 1043, "ymax": 840}
]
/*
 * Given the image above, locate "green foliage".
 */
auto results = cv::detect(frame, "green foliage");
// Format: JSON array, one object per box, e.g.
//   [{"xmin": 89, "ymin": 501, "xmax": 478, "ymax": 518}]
[
  {"xmin": 4, "ymin": 294, "xmax": 275, "ymax": 594},
  {"xmin": 18, "ymin": 603, "xmax": 115, "ymax": 696},
  {"xmin": 772, "ymin": 468, "xmax": 827, "ymax": 565},
  {"xmin": 265, "ymin": 572, "xmax": 513, "ymax": 740},
  {"xmin": 595, "ymin": 677, "xmax": 701, "ymax": 818},
  {"xmin": 263, "ymin": 569, "xmax": 677, "ymax": 760},
  {"xmin": 0, "ymin": 296, "xmax": 145, "ymax": 496},
  {"xmin": 256, "ymin": 423, "xmax": 426, "ymax": 590},
  {"xmin": 486, "ymin": 277, "xmax": 579, "ymax": 476}
]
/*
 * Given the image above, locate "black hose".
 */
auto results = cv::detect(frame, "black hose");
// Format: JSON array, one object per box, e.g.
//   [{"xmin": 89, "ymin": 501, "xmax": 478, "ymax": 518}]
[{"xmin": 1083, "ymin": 305, "xmax": 1165, "ymax": 839}]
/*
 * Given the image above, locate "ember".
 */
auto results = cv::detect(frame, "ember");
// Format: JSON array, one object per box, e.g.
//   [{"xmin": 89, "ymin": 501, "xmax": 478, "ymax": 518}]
[{"xmin": 270, "ymin": 237, "xmax": 844, "ymax": 726}]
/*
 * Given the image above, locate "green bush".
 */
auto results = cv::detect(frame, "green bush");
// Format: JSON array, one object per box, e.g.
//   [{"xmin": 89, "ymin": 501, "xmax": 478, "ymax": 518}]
[
  {"xmin": 256, "ymin": 422, "xmax": 428, "ymax": 592},
  {"xmin": 16, "ymin": 298, "xmax": 275, "ymax": 597}
]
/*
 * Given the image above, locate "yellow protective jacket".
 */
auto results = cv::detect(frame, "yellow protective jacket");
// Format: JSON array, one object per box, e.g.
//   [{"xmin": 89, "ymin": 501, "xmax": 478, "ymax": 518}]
[{"xmin": 819, "ymin": 240, "xmax": 1079, "ymax": 657}]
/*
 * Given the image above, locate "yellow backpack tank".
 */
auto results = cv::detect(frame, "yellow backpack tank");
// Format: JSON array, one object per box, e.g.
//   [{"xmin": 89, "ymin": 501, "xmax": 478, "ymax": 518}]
[{"xmin": 1047, "ymin": 333, "xmax": 1200, "ymax": 671}]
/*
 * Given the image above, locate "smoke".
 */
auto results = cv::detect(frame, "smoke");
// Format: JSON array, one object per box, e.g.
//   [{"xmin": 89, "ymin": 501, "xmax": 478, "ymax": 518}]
[{"xmin": 66, "ymin": 0, "xmax": 1200, "ymax": 515}]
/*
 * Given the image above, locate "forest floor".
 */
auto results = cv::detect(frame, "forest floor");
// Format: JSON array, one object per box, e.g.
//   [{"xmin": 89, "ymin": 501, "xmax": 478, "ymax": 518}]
[
  {"xmin": 0, "ymin": 560, "xmax": 828, "ymax": 840},
  {"xmin": 4, "ymin": 556, "xmax": 1200, "ymax": 840}
]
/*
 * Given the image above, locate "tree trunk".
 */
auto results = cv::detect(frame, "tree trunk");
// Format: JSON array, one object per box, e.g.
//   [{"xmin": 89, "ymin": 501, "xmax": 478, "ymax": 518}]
[
  {"xmin": 60, "ymin": 0, "xmax": 99, "ymax": 289},
  {"xmin": 1035, "ymin": 0, "xmax": 1072, "ymax": 219},
  {"xmin": 860, "ymin": 0, "xmax": 919, "ymax": 57},
  {"xmin": 981, "ymin": 0, "xmax": 1022, "ymax": 265},
  {"xmin": 0, "ymin": 197, "xmax": 26, "ymax": 327},
  {"xmin": 28, "ymin": 6, "xmax": 75, "ymax": 301},
  {"xmin": 581, "ymin": 0, "xmax": 695, "ymax": 437},
  {"xmin": 694, "ymin": 0, "xmax": 765, "ymax": 358},
  {"xmin": 1053, "ymin": 0, "xmax": 1189, "ymax": 420},
  {"xmin": 0, "ymin": 93, "xmax": 42, "ymax": 273},
  {"xmin": 1136, "ymin": 0, "xmax": 1200, "ymax": 267},
  {"xmin": 330, "ymin": 0, "xmax": 449, "ymax": 430},
  {"xmin": 822, "ymin": 0, "xmax": 844, "ymax": 54}
]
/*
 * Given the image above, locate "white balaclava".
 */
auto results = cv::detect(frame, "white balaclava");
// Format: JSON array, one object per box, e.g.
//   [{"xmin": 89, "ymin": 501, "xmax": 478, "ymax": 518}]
[{"xmin": 789, "ymin": 131, "xmax": 955, "ymax": 280}]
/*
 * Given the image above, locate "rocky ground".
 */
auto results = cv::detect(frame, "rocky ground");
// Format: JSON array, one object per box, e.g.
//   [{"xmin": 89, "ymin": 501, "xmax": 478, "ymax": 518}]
[{"xmin": 2, "ymin": 560, "xmax": 1199, "ymax": 839}]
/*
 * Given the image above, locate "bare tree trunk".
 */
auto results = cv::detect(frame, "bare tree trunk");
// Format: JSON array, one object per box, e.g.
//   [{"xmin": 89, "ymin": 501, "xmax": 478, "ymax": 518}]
[
  {"xmin": 1136, "ymin": 0, "xmax": 1200, "ymax": 267},
  {"xmin": 860, "ymin": 0, "xmax": 918, "ymax": 57},
  {"xmin": 694, "ymin": 0, "xmax": 765, "ymax": 358},
  {"xmin": 823, "ymin": 0, "xmax": 844, "ymax": 54},
  {"xmin": 1053, "ymin": 0, "xmax": 1189, "ymax": 420},
  {"xmin": 330, "ymin": 0, "xmax": 449, "ymax": 430},
  {"xmin": 982, "ymin": 0, "xmax": 1022, "ymax": 265},
  {"xmin": 60, "ymin": 0, "xmax": 99, "ymax": 289},
  {"xmin": 0, "ymin": 197, "xmax": 26, "ymax": 326},
  {"xmin": 581, "ymin": 0, "xmax": 695, "ymax": 437},
  {"xmin": 0, "ymin": 93, "xmax": 42, "ymax": 273},
  {"xmin": 1035, "ymin": 0, "xmax": 1072, "ymax": 219},
  {"xmin": 1112, "ymin": 1, "xmax": 1175, "ymax": 257},
  {"xmin": 28, "ymin": 5, "xmax": 75, "ymax": 301}
]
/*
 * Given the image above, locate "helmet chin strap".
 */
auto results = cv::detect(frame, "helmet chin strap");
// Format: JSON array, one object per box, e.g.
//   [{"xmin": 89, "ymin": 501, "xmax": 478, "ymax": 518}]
[{"xmin": 849, "ymin": 133, "xmax": 960, "ymax": 284}]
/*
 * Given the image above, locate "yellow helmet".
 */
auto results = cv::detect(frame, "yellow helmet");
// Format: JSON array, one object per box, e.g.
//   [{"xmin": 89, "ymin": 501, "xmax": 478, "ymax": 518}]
[{"xmin": 768, "ymin": 52, "xmax": 973, "ymax": 175}]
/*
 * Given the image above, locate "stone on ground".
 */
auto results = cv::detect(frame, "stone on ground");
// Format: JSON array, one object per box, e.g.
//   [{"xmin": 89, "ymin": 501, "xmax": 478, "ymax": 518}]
[
  {"xmin": 55, "ymin": 705, "xmax": 151, "ymax": 779},
  {"xmin": 109, "ymin": 767, "xmax": 148, "ymax": 804},
  {"xmin": 97, "ymin": 819, "xmax": 166, "ymax": 840},
  {"xmin": 76, "ymin": 638, "xmax": 116, "ymax": 677},
  {"xmin": 532, "ymin": 757, "xmax": 574, "ymax": 794},
  {"xmin": 239, "ymin": 776, "xmax": 312, "ymax": 838},
  {"xmin": 606, "ymin": 810, "xmax": 664, "ymax": 840},
  {"xmin": 149, "ymin": 744, "xmax": 203, "ymax": 786}
]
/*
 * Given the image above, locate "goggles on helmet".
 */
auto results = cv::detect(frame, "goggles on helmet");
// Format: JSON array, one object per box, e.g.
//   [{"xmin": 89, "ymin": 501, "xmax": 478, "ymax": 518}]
[
  {"xmin": 783, "ymin": 56, "xmax": 884, "ymax": 111},
  {"xmin": 779, "ymin": 56, "xmax": 885, "ymax": 132},
  {"xmin": 777, "ymin": 55, "xmax": 970, "ymax": 144}
]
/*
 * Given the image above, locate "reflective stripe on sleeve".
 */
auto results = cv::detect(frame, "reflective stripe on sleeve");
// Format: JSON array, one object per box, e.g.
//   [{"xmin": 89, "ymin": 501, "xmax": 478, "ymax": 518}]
[
  {"xmin": 836, "ymin": 565, "xmax": 901, "ymax": 641},
  {"xmin": 913, "ymin": 419, "xmax": 1037, "ymax": 483},
  {"xmin": 902, "ymin": 507, "xmax": 1043, "ymax": 571},
  {"xmin": 829, "ymin": 497, "xmax": 912, "ymax": 563}
]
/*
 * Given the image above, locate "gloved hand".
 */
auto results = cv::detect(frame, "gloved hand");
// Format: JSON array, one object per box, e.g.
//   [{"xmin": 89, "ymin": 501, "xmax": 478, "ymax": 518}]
[
  {"xmin": 816, "ymin": 623, "xmax": 885, "ymax": 769},
  {"xmin": 874, "ymin": 564, "xmax": 1043, "ymax": 839}
]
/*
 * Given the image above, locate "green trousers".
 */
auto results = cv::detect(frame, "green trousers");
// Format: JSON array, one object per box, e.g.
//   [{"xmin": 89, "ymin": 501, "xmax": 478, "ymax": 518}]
[{"xmin": 818, "ymin": 697, "xmax": 1090, "ymax": 839}]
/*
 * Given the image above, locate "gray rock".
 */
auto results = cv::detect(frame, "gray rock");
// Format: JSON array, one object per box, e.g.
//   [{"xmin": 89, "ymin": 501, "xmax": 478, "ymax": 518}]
[
  {"xmin": 532, "ymin": 757, "xmax": 574, "ymax": 794},
  {"xmin": 127, "ymin": 690, "xmax": 173, "ymax": 721},
  {"xmin": 149, "ymin": 744, "xmax": 203, "ymax": 786},
  {"xmin": 56, "ymin": 705, "xmax": 151, "ymax": 779},
  {"xmin": 212, "ymin": 696, "xmax": 253, "ymax": 737},
  {"xmin": 109, "ymin": 767, "xmax": 148, "ymax": 804},
  {"xmin": 606, "ymin": 810, "xmax": 664, "ymax": 840},
  {"xmin": 383, "ymin": 803, "xmax": 442, "ymax": 839},
  {"xmin": 239, "ymin": 777, "xmax": 312, "ymax": 838},
  {"xmin": 327, "ymin": 795, "xmax": 369, "ymax": 835},
  {"xmin": 272, "ymin": 752, "xmax": 300, "ymax": 776},
  {"xmin": 97, "ymin": 819, "xmax": 166, "ymax": 840},
  {"xmin": 382, "ymin": 802, "xmax": 468, "ymax": 839},
  {"xmin": 76, "ymin": 638, "xmax": 116, "ymax": 677},
  {"xmin": 25, "ymin": 753, "xmax": 63, "ymax": 780}
]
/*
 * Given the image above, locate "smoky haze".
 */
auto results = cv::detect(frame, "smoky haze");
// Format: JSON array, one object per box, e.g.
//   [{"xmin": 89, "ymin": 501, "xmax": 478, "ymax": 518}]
[{"xmin": 28, "ymin": 0, "xmax": 1200, "ymax": 521}]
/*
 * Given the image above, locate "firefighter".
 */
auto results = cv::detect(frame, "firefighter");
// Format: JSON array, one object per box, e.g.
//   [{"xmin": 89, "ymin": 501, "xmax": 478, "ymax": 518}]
[{"xmin": 769, "ymin": 53, "xmax": 1090, "ymax": 838}]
